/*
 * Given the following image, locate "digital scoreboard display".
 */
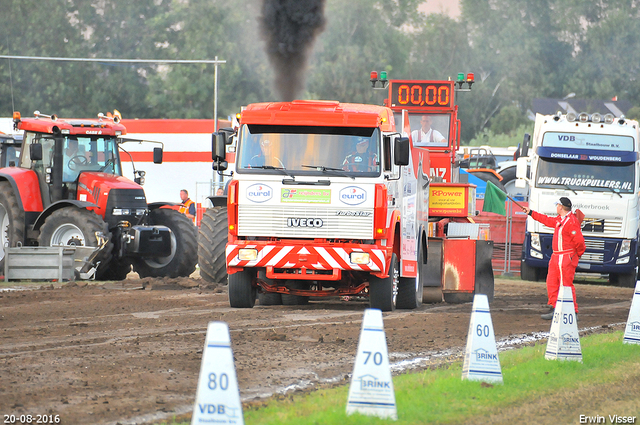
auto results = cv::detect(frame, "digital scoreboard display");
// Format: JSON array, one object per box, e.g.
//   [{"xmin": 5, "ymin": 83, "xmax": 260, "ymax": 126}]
[{"xmin": 388, "ymin": 81, "xmax": 454, "ymax": 109}]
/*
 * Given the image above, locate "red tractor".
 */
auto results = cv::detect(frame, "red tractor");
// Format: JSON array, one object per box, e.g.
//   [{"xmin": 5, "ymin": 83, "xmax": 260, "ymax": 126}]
[{"xmin": 0, "ymin": 111, "xmax": 198, "ymax": 280}]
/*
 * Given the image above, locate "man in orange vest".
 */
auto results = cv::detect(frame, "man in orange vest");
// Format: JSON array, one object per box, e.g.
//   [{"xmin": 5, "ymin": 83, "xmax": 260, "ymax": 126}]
[{"xmin": 179, "ymin": 189, "xmax": 196, "ymax": 222}]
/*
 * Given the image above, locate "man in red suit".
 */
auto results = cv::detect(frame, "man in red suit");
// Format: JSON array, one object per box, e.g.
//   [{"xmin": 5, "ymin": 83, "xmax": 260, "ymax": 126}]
[{"xmin": 523, "ymin": 197, "xmax": 585, "ymax": 320}]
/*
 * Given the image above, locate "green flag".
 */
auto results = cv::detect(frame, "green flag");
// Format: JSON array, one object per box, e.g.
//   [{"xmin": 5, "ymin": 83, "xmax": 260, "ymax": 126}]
[{"xmin": 483, "ymin": 180, "xmax": 507, "ymax": 216}]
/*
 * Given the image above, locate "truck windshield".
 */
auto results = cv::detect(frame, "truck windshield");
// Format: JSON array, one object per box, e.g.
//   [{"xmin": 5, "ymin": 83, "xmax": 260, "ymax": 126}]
[
  {"xmin": 236, "ymin": 125, "xmax": 381, "ymax": 177},
  {"xmin": 536, "ymin": 158, "xmax": 635, "ymax": 194}
]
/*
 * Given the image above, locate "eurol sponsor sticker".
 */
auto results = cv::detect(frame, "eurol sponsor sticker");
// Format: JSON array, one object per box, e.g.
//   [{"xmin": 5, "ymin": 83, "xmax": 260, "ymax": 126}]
[
  {"xmin": 339, "ymin": 186, "xmax": 367, "ymax": 205},
  {"xmin": 246, "ymin": 184, "xmax": 273, "ymax": 203}
]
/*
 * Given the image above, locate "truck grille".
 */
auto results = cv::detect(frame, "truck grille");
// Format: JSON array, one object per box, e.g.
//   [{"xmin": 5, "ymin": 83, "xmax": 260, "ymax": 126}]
[
  {"xmin": 238, "ymin": 205, "xmax": 374, "ymax": 239},
  {"xmin": 542, "ymin": 218, "xmax": 623, "ymax": 236}
]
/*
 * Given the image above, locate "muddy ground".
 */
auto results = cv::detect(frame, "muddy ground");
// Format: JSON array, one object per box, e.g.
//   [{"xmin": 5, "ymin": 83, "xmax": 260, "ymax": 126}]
[{"xmin": 0, "ymin": 274, "xmax": 636, "ymax": 425}]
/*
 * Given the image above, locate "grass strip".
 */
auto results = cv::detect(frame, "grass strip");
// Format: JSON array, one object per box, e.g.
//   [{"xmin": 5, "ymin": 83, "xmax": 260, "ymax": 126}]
[{"xmin": 160, "ymin": 331, "xmax": 640, "ymax": 425}]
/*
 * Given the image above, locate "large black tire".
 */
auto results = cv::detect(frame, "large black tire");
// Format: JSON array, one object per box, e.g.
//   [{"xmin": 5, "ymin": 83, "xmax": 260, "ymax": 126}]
[
  {"xmin": 472, "ymin": 171, "xmax": 506, "ymax": 192},
  {"xmin": 397, "ymin": 241, "xmax": 425, "ymax": 309},
  {"xmin": 499, "ymin": 166, "xmax": 528, "ymax": 202},
  {"xmin": 369, "ymin": 253, "xmax": 399, "ymax": 312},
  {"xmin": 131, "ymin": 208, "xmax": 198, "ymax": 278},
  {"xmin": 257, "ymin": 271, "xmax": 283, "ymax": 305},
  {"xmin": 520, "ymin": 260, "xmax": 541, "ymax": 281},
  {"xmin": 0, "ymin": 182, "xmax": 25, "ymax": 271},
  {"xmin": 281, "ymin": 280, "xmax": 310, "ymax": 305},
  {"xmin": 197, "ymin": 207, "xmax": 228, "ymax": 284},
  {"xmin": 96, "ymin": 257, "xmax": 132, "ymax": 281},
  {"xmin": 258, "ymin": 292, "xmax": 283, "ymax": 306},
  {"xmin": 228, "ymin": 269, "xmax": 256, "ymax": 308},
  {"xmin": 37, "ymin": 207, "xmax": 113, "ymax": 276},
  {"xmin": 610, "ymin": 271, "xmax": 637, "ymax": 288}
]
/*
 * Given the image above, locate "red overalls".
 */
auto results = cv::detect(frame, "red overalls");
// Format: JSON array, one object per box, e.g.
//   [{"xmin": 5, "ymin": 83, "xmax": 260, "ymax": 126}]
[{"xmin": 530, "ymin": 210, "xmax": 585, "ymax": 312}]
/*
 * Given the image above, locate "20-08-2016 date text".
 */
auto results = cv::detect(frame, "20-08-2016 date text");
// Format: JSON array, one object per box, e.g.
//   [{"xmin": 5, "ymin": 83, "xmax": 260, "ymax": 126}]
[{"xmin": 3, "ymin": 415, "xmax": 61, "ymax": 424}]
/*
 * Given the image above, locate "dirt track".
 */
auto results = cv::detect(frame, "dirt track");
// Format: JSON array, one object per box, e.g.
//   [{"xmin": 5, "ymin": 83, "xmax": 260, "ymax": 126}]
[{"xmin": 0, "ymin": 275, "xmax": 635, "ymax": 425}]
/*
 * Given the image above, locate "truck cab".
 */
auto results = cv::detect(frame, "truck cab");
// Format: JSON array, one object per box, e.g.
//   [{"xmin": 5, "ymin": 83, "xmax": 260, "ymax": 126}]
[{"xmin": 209, "ymin": 100, "xmax": 426, "ymax": 311}]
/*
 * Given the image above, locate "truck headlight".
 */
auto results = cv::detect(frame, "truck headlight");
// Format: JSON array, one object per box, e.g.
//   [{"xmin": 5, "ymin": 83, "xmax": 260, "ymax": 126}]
[
  {"xmin": 112, "ymin": 208, "xmax": 132, "ymax": 215},
  {"xmin": 238, "ymin": 248, "xmax": 258, "ymax": 261},
  {"xmin": 620, "ymin": 240, "xmax": 631, "ymax": 257},
  {"xmin": 616, "ymin": 257, "xmax": 630, "ymax": 265},
  {"xmin": 350, "ymin": 252, "xmax": 370, "ymax": 265},
  {"xmin": 531, "ymin": 233, "xmax": 541, "ymax": 251},
  {"xmin": 530, "ymin": 249, "xmax": 543, "ymax": 259}
]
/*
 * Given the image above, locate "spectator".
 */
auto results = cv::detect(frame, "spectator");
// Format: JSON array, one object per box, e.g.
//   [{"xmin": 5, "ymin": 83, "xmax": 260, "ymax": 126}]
[{"xmin": 179, "ymin": 189, "xmax": 196, "ymax": 222}]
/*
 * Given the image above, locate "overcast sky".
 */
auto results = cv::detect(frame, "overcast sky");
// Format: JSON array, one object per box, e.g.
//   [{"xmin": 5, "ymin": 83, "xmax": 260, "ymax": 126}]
[{"xmin": 419, "ymin": 0, "xmax": 460, "ymax": 18}]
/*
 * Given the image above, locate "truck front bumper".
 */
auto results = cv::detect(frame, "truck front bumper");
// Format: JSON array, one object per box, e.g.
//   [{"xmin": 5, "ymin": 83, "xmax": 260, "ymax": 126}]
[{"xmin": 226, "ymin": 241, "xmax": 390, "ymax": 280}]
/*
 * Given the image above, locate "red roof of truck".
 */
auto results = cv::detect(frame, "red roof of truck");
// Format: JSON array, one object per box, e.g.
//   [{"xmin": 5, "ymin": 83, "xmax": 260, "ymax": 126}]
[{"xmin": 240, "ymin": 100, "xmax": 396, "ymax": 132}]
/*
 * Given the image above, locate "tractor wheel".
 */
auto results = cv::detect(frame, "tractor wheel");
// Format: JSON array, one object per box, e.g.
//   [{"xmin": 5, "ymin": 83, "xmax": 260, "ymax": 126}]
[
  {"xmin": 96, "ymin": 257, "xmax": 132, "ymax": 281},
  {"xmin": 228, "ymin": 269, "xmax": 257, "ymax": 308},
  {"xmin": 473, "ymin": 171, "xmax": 506, "ymax": 191},
  {"xmin": 397, "ymin": 241, "xmax": 425, "ymax": 309},
  {"xmin": 369, "ymin": 253, "xmax": 399, "ymax": 312},
  {"xmin": 132, "ymin": 208, "xmax": 198, "ymax": 278},
  {"xmin": 37, "ymin": 207, "xmax": 113, "ymax": 276},
  {"xmin": 499, "ymin": 166, "xmax": 528, "ymax": 202},
  {"xmin": 198, "ymin": 207, "xmax": 228, "ymax": 284},
  {"xmin": 0, "ymin": 182, "xmax": 26, "ymax": 271}
]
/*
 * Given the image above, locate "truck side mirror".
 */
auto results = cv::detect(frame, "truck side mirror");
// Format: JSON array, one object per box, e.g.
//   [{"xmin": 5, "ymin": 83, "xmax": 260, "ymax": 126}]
[
  {"xmin": 521, "ymin": 133, "xmax": 530, "ymax": 157},
  {"xmin": 213, "ymin": 160, "xmax": 228, "ymax": 171},
  {"xmin": 394, "ymin": 137, "xmax": 410, "ymax": 166},
  {"xmin": 212, "ymin": 132, "xmax": 227, "ymax": 161},
  {"xmin": 30, "ymin": 143, "xmax": 43, "ymax": 161},
  {"xmin": 153, "ymin": 147, "xmax": 163, "ymax": 164}
]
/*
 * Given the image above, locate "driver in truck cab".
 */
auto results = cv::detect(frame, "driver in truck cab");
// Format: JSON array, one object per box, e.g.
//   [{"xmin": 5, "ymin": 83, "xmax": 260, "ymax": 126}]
[
  {"xmin": 342, "ymin": 137, "xmax": 378, "ymax": 172},
  {"xmin": 249, "ymin": 138, "xmax": 284, "ymax": 168}
]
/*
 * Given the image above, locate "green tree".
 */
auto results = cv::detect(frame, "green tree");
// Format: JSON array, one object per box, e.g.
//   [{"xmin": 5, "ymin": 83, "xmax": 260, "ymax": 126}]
[
  {"xmin": 457, "ymin": 0, "xmax": 572, "ymax": 140},
  {"xmin": 0, "ymin": 1, "xmax": 88, "ymax": 117},
  {"xmin": 561, "ymin": 0, "xmax": 640, "ymax": 105}
]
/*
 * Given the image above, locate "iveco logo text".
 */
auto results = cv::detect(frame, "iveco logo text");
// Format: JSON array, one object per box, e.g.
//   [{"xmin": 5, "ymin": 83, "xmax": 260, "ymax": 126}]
[
  {"xmin": 287, "ymin": 218, "xmax": 324, "ymax": 228},
  {"xmin": 339, "ymin": 186, "xmax": 366, "ymax": 205},
  {"xmin": 246, "ymin": 184, "xmax": 273, "ymax": 203}
]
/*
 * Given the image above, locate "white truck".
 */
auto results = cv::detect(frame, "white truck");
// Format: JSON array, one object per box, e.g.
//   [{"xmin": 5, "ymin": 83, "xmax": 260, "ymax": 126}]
[{"xmin": 516, "ymin": 112, "xmax": 640, "ymax": 287}]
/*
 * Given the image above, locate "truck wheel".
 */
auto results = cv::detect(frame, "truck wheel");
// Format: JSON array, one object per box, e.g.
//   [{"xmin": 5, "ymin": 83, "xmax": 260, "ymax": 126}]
[
  {"xmin": 198, "ymin": 207, "xmax": 228, "ymax": 284},
  {"xmin": 397, "ymin": 241, "xmax": 425, "ymax": 309},
  {"xmin": 281, "ymin": 280, "xmax": 310, "ymax": 305},
  {"xmin": 228, "ymin": 269, "xmax": 256, "ymax": 308},
  {"xmin": 520, "ymin": 261, "xmax": 540, "ymax": 281},
  {"xmin": 0, "ymin": 182, "xmax": 25, "ymax": 271},
  {"xmin": 369, "ymin": 253, "xmax": 399, "ymax": 312},
  {"xmin": 257, "ymin": 271, "xmax": 282, "ymax": 305},
  {"xmin": 259, "ymin": 292, "xmax": 283, "ymax": 305},
  {"xmin": 38, "ymin": 207, "xmax": 113, "ymax": 275},
  {"xmin": 132, "ymin": 209, "xmax": 198, "ymax": 278},
  {"xmin": 611, "ymin": 271, "xmax": 636, "ymax": 288}
]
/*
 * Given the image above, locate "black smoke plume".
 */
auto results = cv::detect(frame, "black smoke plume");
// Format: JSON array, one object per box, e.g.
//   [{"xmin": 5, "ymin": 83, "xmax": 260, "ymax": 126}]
[{"xmin": 260, "ymin": 0, "xmax": 326, "ymax": 101}]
